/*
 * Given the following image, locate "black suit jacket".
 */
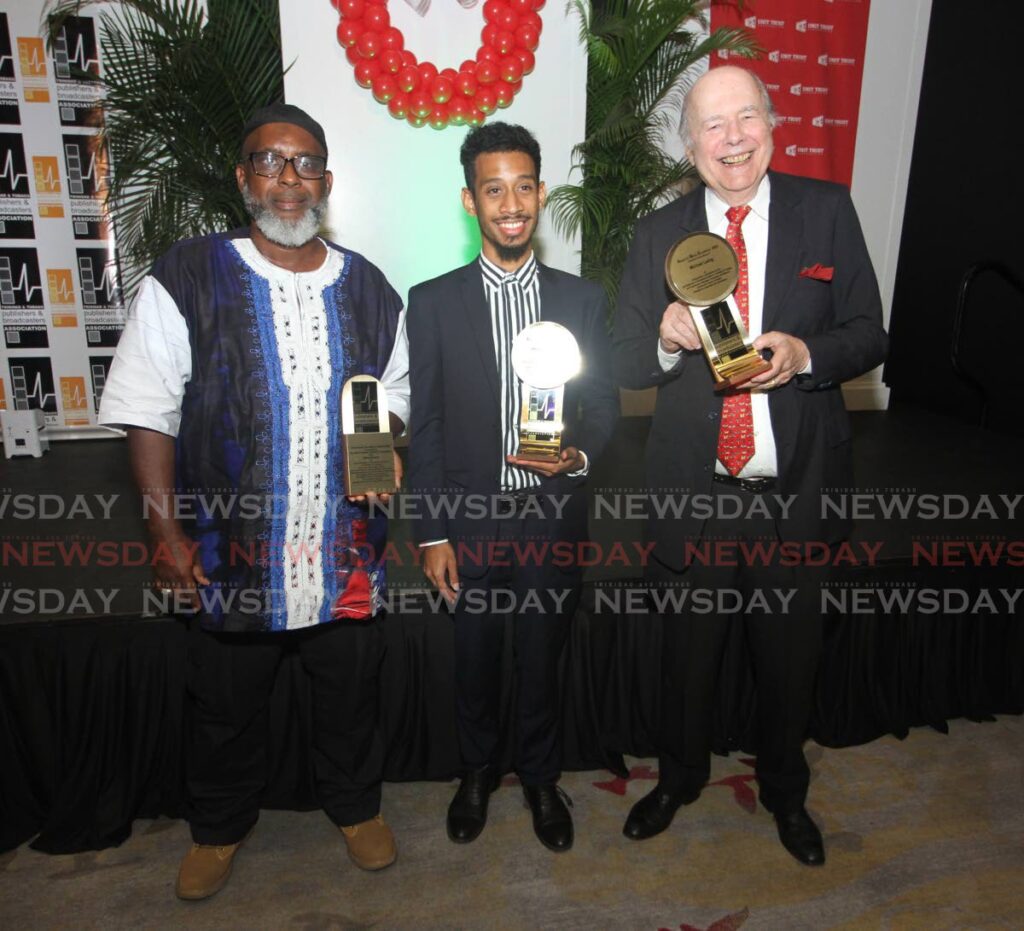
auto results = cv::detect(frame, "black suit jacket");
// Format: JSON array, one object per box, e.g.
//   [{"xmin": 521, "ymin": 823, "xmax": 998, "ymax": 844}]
[
  {"xmin": 613, "ymin": 172, "xmax": 889, "ymax": 569},
  {"xmin": 407, "ymin": 259, "xmax": 619, "ymax": 574}
]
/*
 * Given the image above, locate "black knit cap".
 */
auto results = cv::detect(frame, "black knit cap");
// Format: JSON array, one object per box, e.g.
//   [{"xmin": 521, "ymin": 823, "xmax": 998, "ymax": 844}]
[{"xmin": 241, "ymin": 103, "xmax": 328, "ymax": 156}]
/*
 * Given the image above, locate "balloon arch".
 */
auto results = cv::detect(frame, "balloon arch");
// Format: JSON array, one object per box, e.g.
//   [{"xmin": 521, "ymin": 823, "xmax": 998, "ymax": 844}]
[{"xmin": 331, "ymin": 0, "xmax": 545, "ymax": 129}]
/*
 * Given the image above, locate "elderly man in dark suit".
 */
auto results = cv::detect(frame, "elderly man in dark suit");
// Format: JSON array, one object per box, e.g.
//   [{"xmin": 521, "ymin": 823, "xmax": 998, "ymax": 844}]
[
  {"xmin": 613, "ymin": 66, "xmax": 888, "ymax": 865},
  {"xmin": 407, "ymin": 122, "xmax": 618, "ymax": 852}
]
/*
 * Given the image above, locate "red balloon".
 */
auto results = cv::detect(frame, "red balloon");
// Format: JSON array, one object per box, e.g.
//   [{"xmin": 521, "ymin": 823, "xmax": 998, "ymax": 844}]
[
  {"xmin": 397, "ymin": 66, "xmax": 420, "ymax": 93},
  {"xmin": 379, "ymin": 49, "xmax": 403, "ymax": 75},
  {"xmin": 476, "ymin": 46, "xmax": 500, "ymax": 64},
  {"xmin": 417, "ymin": 61, "xmax": 439, "ymax": 84},
  {"xmin": 407, "ymin": 111, "xmax": 427, "ymax": 129},
  {"xmin": 509, "ymin": 0, "xmax": 532, "ymax": 13},
  {"xmin": 431, "ymin": 75, "xmax": 454, "ymax": 104},
  {"xmin": 409, "ymin": 90, "xmax": 433, "ymax": 118},
  {"xmin": 481, "ymin": 24, "xmax": 500, "ymax": 48},
  {"xmin": 475, "ymin": 85, "xmax": 498, "ymax": 113},
  {"xmin": 372, "ymin": 73, "xmax": 398, "ymax": 103},
  {"xmin": 338, "ymin": 0, "xmax": 363, "ymax": 16},
  {"xmin": 353, "ymin": 59, "xmax": 379, "ymax": 88},
  {"xmin": 380, "ymin": 27, "xmax": 404, "ymax": 51},
  {"xmin": 492, "ymin": 30, "xmax": 516, "ymax": 56},
  {"xmin": 388, "ymin": 93, "xmax": 409, "ymax": 119},
  {"xmin": 460, "ymin": 59, "xmax": 478, "ymax": 73},
  {"xmin": 468, "ymin": 108, "xmax": 486, "ymax": 127},
  {"xmin": 428, "ymin": 105, "xmax": 450, "ymax": 130},
  {"xmin": 401, "ymin": 50, "xmax": 418, "ymax": 68},
  {"xmin": 363, "ymin": 6, "xmax": 389, "ymax": 31},
  {"xmin": 515, "ymin": 24, "xmax": 539, "ymax": 51},
  {"xmin": 483, "ymin": 0, "xmax": 507, "ymax": 25},
  {"xmin": 532, "ymin": 0, "xmax": 545, "ymax": 9},
  {"xmin": 475, "ymin": 60, "xmax": 499, "ymax": 85},
  {"xmin": 356, "ymin": 31, "xmax": 381, "ymax": 59},
  {"xmin": 345, "ymin": 45, "xmax": 362, "ymax": 66},
  {"xmin": 448, "ymin": 96, "xmax": 470, "ymax": 125},
  {"xmin": 520, "ymin": 12, "xmax": 542, "ymax": 33},
  {"xmin": 499, "ymin": 56, "xmax": 523, "ymax": 83},
  {"xmin": 440, "ymin": 67, "xmax": 458, "ymax": 82},
  {"xmin": 495, "ymin": 81, "xmax": 515, "ymax": 108},
  {"xmin": 497, "ymin": 8, "xmax": 519, "ymax": 31},
  {"xmin": 513, "ymin": 48, "xmax": 535, "ymax": 74},
  {"xmin": 455, "ymin": 71, "xmax": 477, "ymax": 97},
  {"xmin": 336, "ymin": 20, "xmax": 362, "ymax": 48}
]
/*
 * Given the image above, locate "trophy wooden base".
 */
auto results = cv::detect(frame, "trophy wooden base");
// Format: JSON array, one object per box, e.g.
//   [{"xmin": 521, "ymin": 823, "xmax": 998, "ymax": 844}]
[{"xmin": 712, "ymin": 351, "xmax": 772, "ymax": 389}]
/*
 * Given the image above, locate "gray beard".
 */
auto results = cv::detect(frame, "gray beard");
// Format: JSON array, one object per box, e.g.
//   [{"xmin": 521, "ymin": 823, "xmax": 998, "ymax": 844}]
[{"xmin": 242, "ymin": 188, "xmax": 327, "ymax": 248}]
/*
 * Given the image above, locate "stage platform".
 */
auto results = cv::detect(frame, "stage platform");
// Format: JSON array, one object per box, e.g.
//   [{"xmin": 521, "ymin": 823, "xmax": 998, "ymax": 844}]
[{"xmin": 1, "ymin": 404, "xmax": 1021, "ymax": 854}]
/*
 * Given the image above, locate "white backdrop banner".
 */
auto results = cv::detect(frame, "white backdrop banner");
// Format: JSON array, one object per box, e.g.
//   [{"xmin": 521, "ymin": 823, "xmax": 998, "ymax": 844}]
[{"xmin": 0, "ymin": 3, "xmax": 124, "ymax": 438}]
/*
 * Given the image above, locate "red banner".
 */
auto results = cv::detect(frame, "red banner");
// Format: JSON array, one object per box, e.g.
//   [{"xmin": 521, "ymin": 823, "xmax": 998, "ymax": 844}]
[{"xmin": 710, "ymin": 0, "xmax": 871, "ymax": 187}]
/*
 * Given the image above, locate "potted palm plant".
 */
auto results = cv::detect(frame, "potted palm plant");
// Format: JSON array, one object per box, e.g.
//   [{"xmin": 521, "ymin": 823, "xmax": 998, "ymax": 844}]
[{"xmin": 547, "ymin": 0, "xmax": 757, "ymax": 313}]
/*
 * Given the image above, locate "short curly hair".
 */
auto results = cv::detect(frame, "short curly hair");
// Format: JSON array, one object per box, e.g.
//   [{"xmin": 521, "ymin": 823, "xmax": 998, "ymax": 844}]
[{"xmin": 460, "ymin": 122, "xmax": 541, "ymax": 192}]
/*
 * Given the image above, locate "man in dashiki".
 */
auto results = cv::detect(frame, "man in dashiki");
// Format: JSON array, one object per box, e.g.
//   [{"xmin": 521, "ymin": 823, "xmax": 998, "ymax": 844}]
[{"xmin": 99, "ymin": 103, "xmax": 409, "ymax": 899}]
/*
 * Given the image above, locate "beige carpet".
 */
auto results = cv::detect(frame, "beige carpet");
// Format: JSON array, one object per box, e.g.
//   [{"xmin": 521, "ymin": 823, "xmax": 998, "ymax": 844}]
[{"xmin": 1, "ymin": 716, "xmax": 1021, "ymax": 930}]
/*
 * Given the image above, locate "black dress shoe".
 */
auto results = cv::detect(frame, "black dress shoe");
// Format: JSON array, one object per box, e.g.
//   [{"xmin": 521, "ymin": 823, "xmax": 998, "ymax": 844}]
[
  {"xmin": 622, "ymin": 784, "xmax": 700, "ymax": 840},
  {"xmin": 522, "ymin": 785, "xmax": 574, "ymax": 852},
  {"xmin": 773, "ymin": 808, "xmax": 825, "ymax": 866},
  {"xmin": 447, "ymin": 766, "xmax": 500, "ymax": 843}
]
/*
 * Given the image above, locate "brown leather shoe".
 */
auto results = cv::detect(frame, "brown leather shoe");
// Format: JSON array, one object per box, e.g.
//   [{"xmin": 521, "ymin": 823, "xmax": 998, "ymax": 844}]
[
  {"xmin": 175, "ymin": 836, "xmax": 247, "ymax": 900},
  {"xmin": 340, "ymin": 814, "xmax": 397, "ymax": 871}
]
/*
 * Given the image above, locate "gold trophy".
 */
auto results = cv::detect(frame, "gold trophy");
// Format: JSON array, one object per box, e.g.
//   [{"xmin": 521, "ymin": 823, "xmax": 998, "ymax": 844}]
[
  {"xmin": 341, "ymin": 375, "xmax": 396, "ymax": 495},
  {"xmin": 665, "ymin": 231, "xmax": 770, "ymax": 388},
  {"xmin": 510, "ymin": 321, "xmax": 581, "ymax": 462}
]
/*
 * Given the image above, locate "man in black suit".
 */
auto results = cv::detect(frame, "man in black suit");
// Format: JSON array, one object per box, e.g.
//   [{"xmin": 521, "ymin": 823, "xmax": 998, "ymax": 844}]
[
  {"xmin": 407, "ymin": 123, "xmax": 618, "ymax": 851},
  {"xmin": 613, "ymin": 66, "xmax": 888, "ymax": 864}
]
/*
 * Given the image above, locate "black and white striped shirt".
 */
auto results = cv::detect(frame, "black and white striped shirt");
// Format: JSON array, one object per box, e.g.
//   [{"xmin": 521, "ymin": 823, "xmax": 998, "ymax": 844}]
[{"xmin": 479, "ymin": 252, "xmax": 542, "ymax": 492}]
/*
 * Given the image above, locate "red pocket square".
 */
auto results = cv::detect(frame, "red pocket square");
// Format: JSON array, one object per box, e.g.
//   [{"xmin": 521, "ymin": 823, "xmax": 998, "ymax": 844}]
[{"xmin": 799, "ymin": 263, "xmax": 834, "ymax": 282}]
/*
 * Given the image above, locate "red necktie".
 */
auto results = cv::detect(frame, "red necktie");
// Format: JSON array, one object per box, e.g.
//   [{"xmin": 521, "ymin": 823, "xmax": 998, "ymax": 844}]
[{"xmin": 716, "ymin": 205, "xmax": 755, "ymax": 476}]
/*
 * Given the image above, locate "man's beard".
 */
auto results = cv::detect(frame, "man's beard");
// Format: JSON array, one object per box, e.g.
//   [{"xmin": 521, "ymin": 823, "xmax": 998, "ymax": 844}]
[
  {"xmin": 242, "ymin": 187, "xmax": 327, "ymax": 248},
  {"xmin": 494, "ymin": 241, "xmax": 531, "ymax": 264}
]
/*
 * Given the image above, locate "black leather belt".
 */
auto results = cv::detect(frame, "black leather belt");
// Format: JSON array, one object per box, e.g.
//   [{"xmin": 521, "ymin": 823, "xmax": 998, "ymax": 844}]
[
  {"xmin": 713, "ymin": 473, "xmax": 777, "ymax": 493},
  {"xmin": 494, "ymin": 491, "xmax": 537, "ymax": 515}
]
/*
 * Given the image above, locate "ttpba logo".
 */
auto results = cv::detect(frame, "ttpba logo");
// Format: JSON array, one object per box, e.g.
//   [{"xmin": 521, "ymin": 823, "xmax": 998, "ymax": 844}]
[
  {"xmin": 75, "ymin": 248, "xmax": 123, "ymax": 307},
  {"xmin": 0, "ymin": 133, "xmax": 29, "ymax": 195},
  {"xmin": 51, "ymin": 16, "xmax": 99, "ymax": 81},
  {"xmin": 7, "ymin": 357, "xmax": 56, "ymax": 412},
  {"xmin": 0, "ymin": 248, "xmax": 43, "ymax": 307},
  {"xmin": 62, "ymin": 135, "xmax": 107, "ymax": 197},
  {"xmin": 0, "ymin": 14, "xmax": 15, "ymax": 81},
  {"xmin": 796, "ymin": 20, "xmax": 835, "ymax": 33}
]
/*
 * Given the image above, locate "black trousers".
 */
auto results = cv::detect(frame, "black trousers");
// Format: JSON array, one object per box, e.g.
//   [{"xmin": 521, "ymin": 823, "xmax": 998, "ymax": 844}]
[
  {"xmin": 652, "ymin": 484, "xmax": 825, "ymax": 813},
  {"xmin": 452, "ymin": 502, "xmax": 580, "ymax": 786},
  {"xmin": 185, "ymin": 616, "xmax": 385, "ymax": 845}
]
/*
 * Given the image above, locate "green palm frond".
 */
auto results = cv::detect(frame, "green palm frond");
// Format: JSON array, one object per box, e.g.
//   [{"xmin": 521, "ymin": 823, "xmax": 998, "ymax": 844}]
[
  {"xmin": 548, "ymin": 0, "xmax": 759, "ymax": 316},
  {"xmin": 45, "ymin": 0, "xmax": 285, "ymax": 297}
]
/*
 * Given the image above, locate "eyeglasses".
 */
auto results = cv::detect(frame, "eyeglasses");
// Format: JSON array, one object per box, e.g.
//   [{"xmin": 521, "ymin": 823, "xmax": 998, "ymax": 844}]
[{"xmin": 246, "ymin": 150, "xmax": 327, "ymax": 180}]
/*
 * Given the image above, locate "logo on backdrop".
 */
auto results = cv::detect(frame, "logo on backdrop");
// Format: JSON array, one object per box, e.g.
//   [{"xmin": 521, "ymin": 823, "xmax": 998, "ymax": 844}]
[
  {"xmin": 76, "ymin": 247, "xmax": 124, "ymax": 347},
  {"xmin": 61, "ymin": 133, "xmax": 109, "ymax": 238},
  {"xmin": 0, "ymin": 132, "xmax": 34, "ymax": 238},
  {"xmin": 50, "ymin": 16, "xmax": 103, "ymax": 128},
  {"xmin": 0, "ymin": 247, "xmax": 48, "ymax": 348},
  {"xmin": 7, "ymin": 356, "xmax": 57, "ymax": 419},
  {"xmin": 0, "ymin": 15, "xmax": 19, "ymax": 125},
  {"xmin": 88, "ymin": 354, "xmax": 112, "ymax": 412}
]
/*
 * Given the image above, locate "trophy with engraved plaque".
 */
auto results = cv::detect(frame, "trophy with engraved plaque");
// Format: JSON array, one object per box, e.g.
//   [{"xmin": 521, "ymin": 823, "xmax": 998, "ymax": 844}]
[
  {"xmin": 341, "ymin": 375, "xmax": 396, "ymax": 495},
  {"xmin": 510, "ymin": 321, "xmax": 581, "ymax": 462},
  {"xmin": 664, "ymin": 231, "xmax": 770, "ymax": 388}
]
